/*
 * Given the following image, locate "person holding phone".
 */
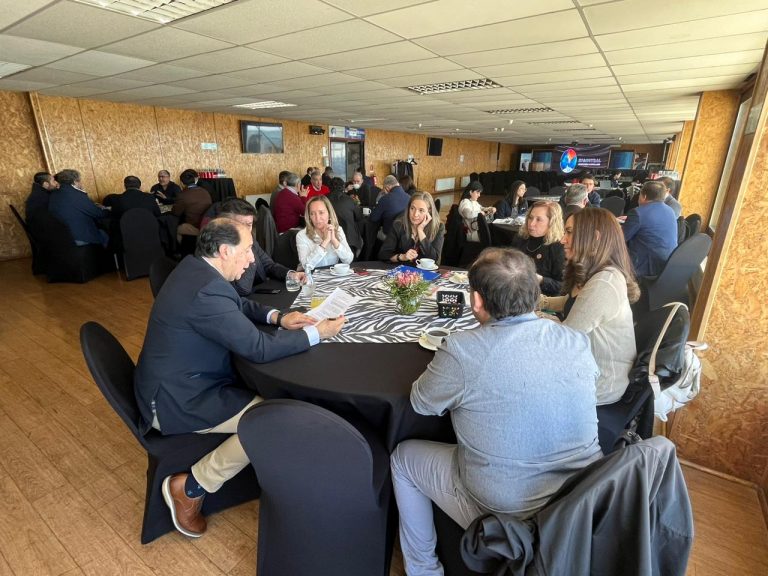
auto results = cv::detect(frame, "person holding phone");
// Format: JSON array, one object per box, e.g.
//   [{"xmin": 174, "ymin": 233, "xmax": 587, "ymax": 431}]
[{"xmin": 296, "ymin": 196, "xmax": 354, "ymax": 270}]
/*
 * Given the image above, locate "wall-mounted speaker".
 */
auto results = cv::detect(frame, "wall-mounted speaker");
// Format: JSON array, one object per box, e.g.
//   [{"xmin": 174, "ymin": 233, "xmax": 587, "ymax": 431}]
[{"xmin": 309, "ymin": 125, "xmax": 326, "ymax": 135}]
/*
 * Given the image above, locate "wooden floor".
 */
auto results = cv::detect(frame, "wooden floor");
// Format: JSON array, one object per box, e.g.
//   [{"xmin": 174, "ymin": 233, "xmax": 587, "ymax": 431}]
[{"xmin": 0, "ymin": 257, "xmax": 765, "ymax": 576}]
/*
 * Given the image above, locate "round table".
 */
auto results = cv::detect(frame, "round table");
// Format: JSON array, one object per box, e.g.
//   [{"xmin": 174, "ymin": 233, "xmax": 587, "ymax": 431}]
[
  {"xmin": 491, "ymin": 221, "xmax": 520, "ymax": 246},
  {"xmin": 234, "ymin": 262, "xmax": 462, "ymax": 451}
]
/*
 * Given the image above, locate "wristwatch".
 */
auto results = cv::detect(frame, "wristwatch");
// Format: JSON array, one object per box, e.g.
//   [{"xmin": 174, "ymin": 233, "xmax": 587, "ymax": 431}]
[{"xmin": 275, "ymin": 311, "xmax": 285, "ymax": 327}]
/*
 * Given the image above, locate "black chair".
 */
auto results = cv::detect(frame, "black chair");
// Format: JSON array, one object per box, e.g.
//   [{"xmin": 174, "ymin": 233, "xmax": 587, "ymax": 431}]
[
  {"xmin": 685, "ymin": 213, "xmax": 702, "ymax": 237},
  {"xmin": 238, "ymin": 399, "xmax": 394, "ymax": 576},
  {"xmin": 120, "ymin": 209, "xmax": 164, "ymax": 280},
  {"xmin": 149, "ymin": 256, "xmax": 178, "ymax": 298},
  {"xmin": 524, "ymin": 186, "xmax": 540, "ymax": 199},
  {"xmin": 635, "ymin": 233, "xmax": 712, "ymax": 313},
  {"xmin": 601, "ymin": 196, "xmax": 625, "ymax": 217},
  {"xmin": 676, "ymin": 216, "xmax": 688, "ymax": 245},
  {"xmin": 442, "ymin": 204, "xmax": 464, "ymax": 266},
  {"xmin": 255, "ymin": 198, "xmax": 270, "ymax": 210},
  {"xmin": 79, "ymin": 322, "xmax": 260, "ymax": 544},
  {"xmin": 548, "ymin": 185, "xmax": 565, "ymax": 199},
  {"xmin": 434, "ymin": 198, "xmax": 442, "ymax": 214},
  {"xmin": 28, "ymin": 211, "xmax": 113, "ymax": 283},
  {"xmin": 476, "ymin": 212, "xmax": 492, "ymax": 248},
  {"xmin": 255, "ymin": 204, "xmax": 279, "ymax": 257},
  {"xmin": 273, "ymin": 228, "xmax": 299, "ymax": 269},
  {"xmin": 9, "ymin": 205, "xmax": 46, "ymax": 275}
]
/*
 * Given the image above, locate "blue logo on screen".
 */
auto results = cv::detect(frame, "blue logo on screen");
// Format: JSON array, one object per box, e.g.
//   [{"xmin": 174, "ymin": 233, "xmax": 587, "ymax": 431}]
[{"xmin": 560, "ymin": 148, "xmax": 578, "ymax": 173}]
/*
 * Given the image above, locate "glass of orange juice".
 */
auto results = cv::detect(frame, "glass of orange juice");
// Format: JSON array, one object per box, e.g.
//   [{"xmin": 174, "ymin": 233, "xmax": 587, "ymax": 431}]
[{"xmin": 310, "ymin": 295, "xmax": 326, "ymax": 309}]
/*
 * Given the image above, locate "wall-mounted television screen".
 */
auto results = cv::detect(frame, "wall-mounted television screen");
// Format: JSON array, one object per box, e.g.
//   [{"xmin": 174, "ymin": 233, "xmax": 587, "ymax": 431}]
[
  {"xmin": 427, "ymin": 137, "xmax": 443, "ymax": 156},
  {"xmin": 609, "ymin": 150, "xmax": 634, "ymax": 170},
  {"xmin": 241, "ymin": 121, "xmax": 284, "ymax": 154}
]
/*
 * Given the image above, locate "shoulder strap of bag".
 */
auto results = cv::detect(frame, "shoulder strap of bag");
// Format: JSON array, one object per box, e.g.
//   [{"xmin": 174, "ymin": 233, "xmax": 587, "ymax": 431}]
[{"xmin": 648, "ymin": 302, "xmax": 687, "ymax": 399}]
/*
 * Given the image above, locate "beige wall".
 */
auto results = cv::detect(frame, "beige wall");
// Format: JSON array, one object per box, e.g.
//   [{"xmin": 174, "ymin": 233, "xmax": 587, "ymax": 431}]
[
  {"xmin": 0, "ymin": 91, "xmax": 518, "ymax": 260},
  {"xmin": 678, "ymin": 91, "xmax": 741, "ymax": 224}
]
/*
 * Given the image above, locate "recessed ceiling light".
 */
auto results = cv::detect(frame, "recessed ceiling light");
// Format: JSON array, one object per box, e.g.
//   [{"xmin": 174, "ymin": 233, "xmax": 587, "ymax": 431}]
[
  {"xmin": 406, "ymin": 78, "xmax": 502, "ymax": 95},
  {"xmin": 75, "ymin": 0, "xmax": 236, "ymax": 22},
  {"xmin": 418, "ymin": 123, "xmax": 422, "ymax": 128},
  {"xmin": 508, "ymin": 119, "xmax": 514, "ymax": 124},
  {"xmin": 233, "ymin": 101, "xmax": 297, "ymax": 109}
]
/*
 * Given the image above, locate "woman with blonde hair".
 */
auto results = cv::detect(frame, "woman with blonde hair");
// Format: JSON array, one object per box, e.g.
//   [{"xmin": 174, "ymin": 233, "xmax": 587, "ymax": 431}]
[
  {"xmin": 512, "ymin": 200, "xmax": 565, "ymax": 296},
  {"xmin": 379, "ymin": 191, "xmax": 445, "ymax": 264},
  {"xmin": 540, "ymin": 208, "xmax": 639, "ymax": 405},
  {"xmin": 295, "ymin": 195, "xmax": 354, "ymax": 269}
]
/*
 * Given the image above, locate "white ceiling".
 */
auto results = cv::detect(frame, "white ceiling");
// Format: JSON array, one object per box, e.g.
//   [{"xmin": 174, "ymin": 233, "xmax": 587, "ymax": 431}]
[{"xmin": 0, "ymin": 0, "xmax": 765, "ymax": 144}]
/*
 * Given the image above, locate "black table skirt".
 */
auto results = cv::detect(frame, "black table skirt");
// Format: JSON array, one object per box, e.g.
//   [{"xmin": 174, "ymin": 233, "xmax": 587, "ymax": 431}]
[
  {"xmin": 491, "ymin": 222, "xmax": 520, "ymax": 246},
  {"xmin": 235, "ymin": 262, "xmax": 456, "ymax": 451},
  {"xmin": 199, "ymin": 178, "xmax": 237, "ymax": 203}
]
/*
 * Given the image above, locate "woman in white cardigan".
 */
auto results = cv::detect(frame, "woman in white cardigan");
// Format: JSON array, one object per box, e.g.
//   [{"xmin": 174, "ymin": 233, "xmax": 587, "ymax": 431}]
[
  {"xmin": 296, "ymin": 195, "xmax": 354, "ymax": 270},
  {"xmin": 458, "ymin": 181, "xmax": 496, "ymax": 242},
  {"xmin": 539, "ymin": 208, "xmax": 639, "ymax": 405}
]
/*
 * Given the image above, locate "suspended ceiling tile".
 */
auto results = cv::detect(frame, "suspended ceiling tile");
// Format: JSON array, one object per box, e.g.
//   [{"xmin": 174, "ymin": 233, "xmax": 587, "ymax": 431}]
[
  {"xmin": 168, "ymin": 74, "xmax": 255, "ymax": 91},
  {"xmin": 595, "ymin": 10, "xmax": 768, "ymax": 52},
  {"xmin": 0, "ymin": 78, "xmax": 55, "ymax": 92},
  {"xmin": 170, "ymin": 47, "xmax": 287, "ymax": 74},
  {"xmin": 172, "ymin": 0, "xmax": 352, "ymax": 44},
  {"xmin": 66, "ymin": 77, "xmax": 153, "ymax": 92},
  {"xmin": 329, "ymin": 80, "xmax": 396, "ymax": 93},
  {"xmin": 39, "ymin": 84, "xmax": 118, "ymax": 97},
  {"xmin": 604, "ymin": 33, "xmax": 768, "ymax": 65},
  {"xmin": 472, "ymin": 53, "xmax": 607, "ymax": 78},
  {"xmin": 247, "ymin": 20, "xmax": 400, "ymax": 60},
  {"xmin": 269, "ymin": 72, "xmax": 367, "ymax": 90},
  {"xmin": 0, "ymin": 35, "xmax": 83, "ymax": 66},
  {"xmin": 493, "ymin": 66, "xmax": 613, "ymax": 87},
  {"xmin": 414, "ymin": 11, "xmax": 588, "ymax": 55},
  {"xmin": 101, "ymin": 27, "xmax": 234, "ymax": 62},
  {"xmin": 620, "ymin": 75, "xmax": 747, "ymax": 92},
  {"xmin": 116, "ymin": 63, "xmax": 207, "ymax": 83},
  {"xmin": 612, "ymin": 52, "xmax": 763, "ymax": 76},
  {"xmin": 344, "ymin": 58, "xmax": 463, "ymax": 81},
  {"xmin": 48, "ymin": 50, "xmax": 155, "ymax": 76},
  {"xmin": 376, "ymin": 69, "xmax": 482, "ymax": 88},
  {"xmin": 583, "ymin": 0, "xmax": 768, "ymax": 35},
  {"xmin": 6, "ymin": 66, "xmax": 98, "ymax": 85},
  {"xmin": 105, "ymin": 84, "xmax": 196, "ymax": 100},
  {"xmin": 449, "ymin": 38, "xmax": 598, "ymax": 67},
  {"xmin": 365, "ymin": 0, "xmax": 572, "ymax": 38},
  {"xmin": 4, "ymin": 0, "xmax": 159, "ymax": 49},
  {"xmin": 0, "ymin": 0, "xmax": 55, "ymax": 29},
  {"xmin": 302, "ymin": 41, "xmax": 435, "ymax": 71},
  {"xmin": 226, "ymin": 61, "xmax": 333, "ymax": 83},
  {"xmin": 618, "ymin": 63, "xmax": 757, "ymax": 84},
  {"xmin": 322, "ymin": 0, "xmax": 433, "ymax": 17}
]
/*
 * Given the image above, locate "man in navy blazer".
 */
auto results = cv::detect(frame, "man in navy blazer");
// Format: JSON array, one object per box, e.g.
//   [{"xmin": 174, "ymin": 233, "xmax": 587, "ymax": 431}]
[
  {"xmin": 370, "ymin": 174, "xmax": 410, "ymax": 236},
  {"xmin": 48, "ymin": 169, "xmax": 110, "ymax": 246},
  {"xmin": 135, "ymin": 218, "xmax": 344, "ymax": 538},
  {"xmin": 623, "ymin": 180, "xmax": 678, "ymax": 277}
]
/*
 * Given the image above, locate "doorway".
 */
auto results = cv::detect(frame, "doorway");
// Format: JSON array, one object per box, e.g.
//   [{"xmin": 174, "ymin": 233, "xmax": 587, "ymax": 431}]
[{"xmin": 330, "ymin": 139, "xmax": 364, "ymax": 182}]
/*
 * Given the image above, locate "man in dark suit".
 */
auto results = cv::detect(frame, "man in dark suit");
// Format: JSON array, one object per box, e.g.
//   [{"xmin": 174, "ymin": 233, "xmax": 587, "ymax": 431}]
[
  {"xmin": 623, "ymin": 180, "xmax": 678, "ymax": 277},
  {"xmin": 48, "ymin": 168, "xmax": 110, "ymax": 246},
  {"xmin": 134, "ymin": 218, "xmax": 344, "ymax": 538},
  {"xmin": 150, "ymin": 170, "xmax": 182, "ymax": 205},
  {"xmin": 109, "ymin": 176, "xmax": 161, "ymax": 221},
  {"xmin": 370, "ymin": 175, "xmax": 410, "ymax": 236},
  {"xmin": 216, "ymin": 198, "xmax": 305, "ymax": 295},
  {"xmin": 329, "ymin": 177, "xmax": 364, "ymax": 254},
  {"xmin": 25, "ymin": 171, "xmax": 58, "ymax": 219},
  {"xmin": 346, "ymin": 170, "xmax": 375, "ymax": 208}
]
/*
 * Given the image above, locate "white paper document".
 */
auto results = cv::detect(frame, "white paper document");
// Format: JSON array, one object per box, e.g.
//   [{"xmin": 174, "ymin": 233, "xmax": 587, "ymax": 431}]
[{"xmin": 306, "ymin": 287, "xmax": 358, "ymax": 321}]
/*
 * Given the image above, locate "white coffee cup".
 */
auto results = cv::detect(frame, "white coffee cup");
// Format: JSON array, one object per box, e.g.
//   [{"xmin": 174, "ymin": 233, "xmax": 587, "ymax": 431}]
[
  {"xmin": 424, "ymin": 327, "xmax": 450, "ymax": 347},
  {"xmin": 417, "ymin": 258, "xmax": 435, "ymax": 269},
  {"xmin": 362, "ymin": 207, "xmax": 371, "ymax": 216},
  {"xmin": 332, "ymin": 263, "xmax": 350, "ymax": 274}
]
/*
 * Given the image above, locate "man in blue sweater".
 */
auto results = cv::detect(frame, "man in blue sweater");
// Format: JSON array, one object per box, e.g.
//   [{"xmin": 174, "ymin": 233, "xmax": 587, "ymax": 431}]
[
  {"xmin": 369, "ymin": 174, "xmax": 409, "ymax": 236},
  {"xmin": 623, "ymin": 180, "xmax": 678, "ymax": 277}
]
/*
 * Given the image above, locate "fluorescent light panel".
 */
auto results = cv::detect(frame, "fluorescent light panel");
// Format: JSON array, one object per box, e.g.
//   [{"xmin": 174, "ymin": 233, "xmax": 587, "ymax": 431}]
[
  {"xmin": 406, "ymin": 78, "xmax": 502, "ymax": 95},
  {"xmin": 485, "ymin": 107, "xmax": 553, "ymax": 114},
  {"xmin": 75, "ymin": 0, "xmax": 236, "ymax": 23},
  {"xmin": 233, "ymin": 101, "xmax": 297, "ymax": 109}
]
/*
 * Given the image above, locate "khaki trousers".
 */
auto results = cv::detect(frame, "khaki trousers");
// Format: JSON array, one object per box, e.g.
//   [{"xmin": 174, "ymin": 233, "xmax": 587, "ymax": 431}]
[
  {"xmin": 153, "ymin": 396, "xmax": 263, "ymax": 494},
  {"xmin": 176, "ymin": 222, "xmax": 200, "ymax": 243}
]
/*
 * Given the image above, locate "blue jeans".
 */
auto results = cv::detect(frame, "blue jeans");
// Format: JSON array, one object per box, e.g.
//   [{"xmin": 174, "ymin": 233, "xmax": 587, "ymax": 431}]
[{"xmin": 391, "ymin": 440, "xmax": 484, "ymax": 576}]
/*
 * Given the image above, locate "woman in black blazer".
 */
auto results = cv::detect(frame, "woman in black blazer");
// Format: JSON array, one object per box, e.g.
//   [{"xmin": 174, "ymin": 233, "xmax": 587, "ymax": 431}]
[
  {"xmin": 512, "ymin": 200, "xmax": 565, "ymax": 296},
  {"xmin": 495, "ymin": 180, "xmax": 528, "ymax": 219},
  {"xmin": 379, "ymin": 191, "xmax": 445, "ymax": 264}
]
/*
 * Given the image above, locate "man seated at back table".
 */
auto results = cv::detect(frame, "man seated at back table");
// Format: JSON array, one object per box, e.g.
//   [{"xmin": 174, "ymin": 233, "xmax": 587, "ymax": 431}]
[
  {"xmin": 391, "ymin": 247, "xmax": 602, "ymax": 576},
  {"xmin": 134, "ymin": 218, "xmax": 344, "ymax": 538},
  {"xmin": 215, "ymin": 198, "xmax": 305, "ymax": 295}
]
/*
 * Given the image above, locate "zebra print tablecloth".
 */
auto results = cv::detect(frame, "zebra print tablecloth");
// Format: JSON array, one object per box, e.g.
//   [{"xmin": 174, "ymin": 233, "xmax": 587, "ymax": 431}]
[{"xmin": 295, "ymin": 268, "xmax": 479, "ymax": 344}]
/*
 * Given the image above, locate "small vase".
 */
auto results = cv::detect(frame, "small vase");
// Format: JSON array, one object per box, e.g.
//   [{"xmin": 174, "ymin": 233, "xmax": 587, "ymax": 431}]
[{"xmin": 396, "ymin": 295, "xmax": 421, "ymax": 315}]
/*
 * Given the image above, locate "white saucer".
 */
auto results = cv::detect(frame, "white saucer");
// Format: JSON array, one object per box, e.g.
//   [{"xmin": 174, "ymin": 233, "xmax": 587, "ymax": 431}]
[
  {"xmin": 418, "ymin": 333, "xmax": 438, "ymax": 351},
  {"xmin": 330, "ymin": 268, "xmax": 354, "ymax": 277},
  {"xmin": 417, "ymin": 264, "xmax": 439, "ymax": 271},
  {"xmin": 450, "ymin": 273, "xmax": 468, "ymax": 284}
]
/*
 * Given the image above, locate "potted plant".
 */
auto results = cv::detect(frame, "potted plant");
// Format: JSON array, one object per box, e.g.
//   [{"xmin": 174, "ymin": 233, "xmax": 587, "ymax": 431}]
[{"xmin": 384, "ymin": 269, "xmax": 431, "ymax": 315}]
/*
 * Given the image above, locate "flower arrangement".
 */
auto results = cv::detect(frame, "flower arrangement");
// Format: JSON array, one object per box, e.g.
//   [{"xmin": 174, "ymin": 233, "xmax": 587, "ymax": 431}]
[{"xmin": 384, "ymin": 270, "xmax": 431, "ymax": 315}]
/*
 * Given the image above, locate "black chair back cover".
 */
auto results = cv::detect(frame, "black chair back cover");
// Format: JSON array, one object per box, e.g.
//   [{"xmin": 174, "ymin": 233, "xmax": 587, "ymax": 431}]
[
  {"xmin": 524, "ymin": 186, "xmax": 540, "ymax": 198},
  {"xmin": 149, "ymin": 256, "xmax": 178, "ymax": 298},
  {"xmin": 120, "ymin": 208, "xmax": 164, "ymax": 280},
  {"xmin": 79, "ymin": 322, "xmax": 259, "ymax": 543},
  {"xmin": 646, "ymin": 233, "xmax": 712, "ymax": 311},
  {"xmin": 685, "ymin": 213, "xmax": 702, "ymax": 236},
  {"xmin": 255, "ymin": 198, "xmax": 270, "ymax": 210},
  {"xmin": 10, "ymin": 205, "xmax": 47, "ymax": 275},
  {"xmin": 548, "ymin": 185, "xmax": 565, "ymax": 198},
  {"xmin": 255, "ymin": 204, "xmax": 279, "ymax": 257},
  {"xmin": 238, "ymin": 399, "xmax": 394, "ymax": 576},
  {"xmin": 676, "ymin": 216, "xmax": 688, "ymax": 245},
  {"xmin": 442, "ymin": 204, "xmax": 465, "ymax": 266},
  {"xmin": 28, "ymin": 211, "xmax": 111, "ymax": 283},
  {"xmin": 601, "ymin": 196, "xmax": 625, "ymax": 217},
  {"xmin": 476, "ymin": 212, "xmax": 492, "ymax": 248},
  {"xmin": 273, "ymin": 229, "xmax": 300, "ymax": 269}
]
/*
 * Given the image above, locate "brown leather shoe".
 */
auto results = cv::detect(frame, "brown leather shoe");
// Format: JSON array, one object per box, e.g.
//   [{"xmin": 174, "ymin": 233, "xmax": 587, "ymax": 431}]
[{"xmin": 162, "ymin": 473, "xmax": 206, "ymax": 537}]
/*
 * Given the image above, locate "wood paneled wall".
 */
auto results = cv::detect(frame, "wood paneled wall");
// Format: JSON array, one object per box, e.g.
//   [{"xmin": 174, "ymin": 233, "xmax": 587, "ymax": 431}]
[
  {"xmin": 667, "ymin": 121, "xmax": 694, "ymax": 173},
  {"xmin": 0, "ymin": 92, "xmax": 46, "ymax": 261},
  {"xmin": 671, "ymin": 81, "xmax": 768, "ymax": 493},
  {"xmin": 678, "ymin": 91, "xmax": 741, "ymax": 224}
]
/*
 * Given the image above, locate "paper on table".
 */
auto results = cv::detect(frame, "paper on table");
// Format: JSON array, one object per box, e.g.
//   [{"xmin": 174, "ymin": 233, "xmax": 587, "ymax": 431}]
[{"xmin": 306, "ymin": 287, "xmax": 358, "ymax": 321}]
